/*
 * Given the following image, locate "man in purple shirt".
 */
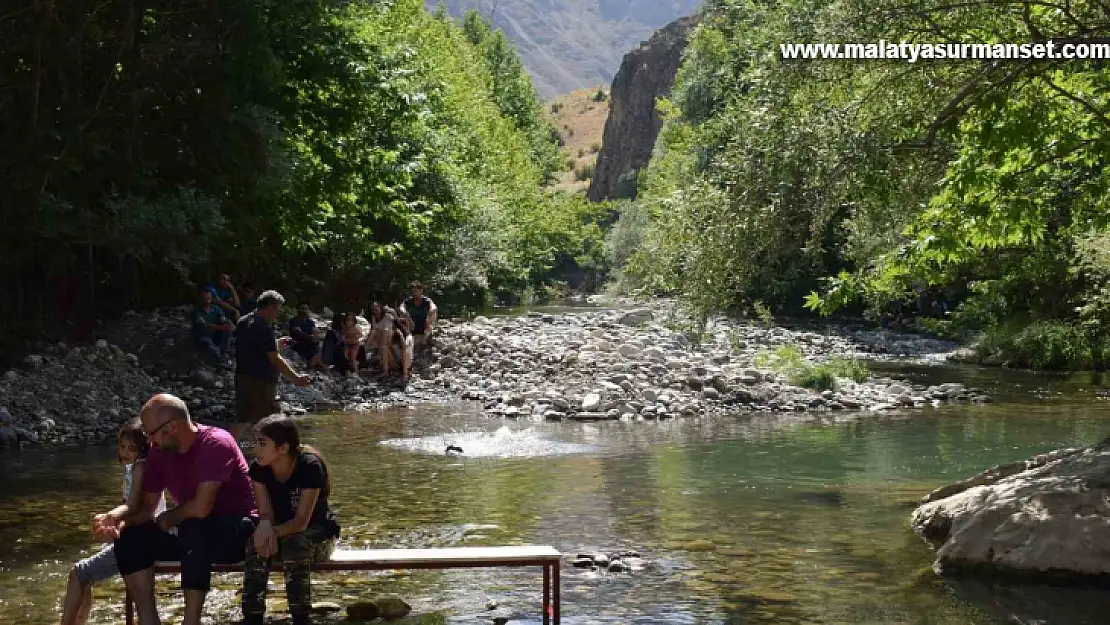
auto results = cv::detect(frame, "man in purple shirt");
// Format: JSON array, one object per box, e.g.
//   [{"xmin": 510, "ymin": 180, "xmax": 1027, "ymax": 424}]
[{"xmin": 105, "ymin": 393, "xmax": 258, "ymax": 625}]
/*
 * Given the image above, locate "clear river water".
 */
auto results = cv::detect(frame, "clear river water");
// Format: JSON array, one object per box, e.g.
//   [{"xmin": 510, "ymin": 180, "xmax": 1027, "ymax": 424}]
[{"xmin": 3, "ymin": 362, "xmax": 1110, "ymax": 624}]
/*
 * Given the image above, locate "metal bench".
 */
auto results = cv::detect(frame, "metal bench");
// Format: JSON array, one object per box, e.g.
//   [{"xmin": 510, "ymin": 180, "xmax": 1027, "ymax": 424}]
[{"xmin": 124, "ymin": 545, "xmax": 562, "ymax": 624}]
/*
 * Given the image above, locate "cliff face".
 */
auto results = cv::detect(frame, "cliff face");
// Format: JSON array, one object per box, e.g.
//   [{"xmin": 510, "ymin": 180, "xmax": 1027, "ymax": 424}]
[{"xmin": 588, "ymin": 15, "xmax": 699, "ymax": 202}]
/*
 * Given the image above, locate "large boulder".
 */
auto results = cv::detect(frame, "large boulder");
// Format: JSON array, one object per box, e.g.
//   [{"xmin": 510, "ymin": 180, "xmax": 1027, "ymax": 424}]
[{"xmin": 911, "ymin": 443, "xmax": 1110, "ymax": 579}]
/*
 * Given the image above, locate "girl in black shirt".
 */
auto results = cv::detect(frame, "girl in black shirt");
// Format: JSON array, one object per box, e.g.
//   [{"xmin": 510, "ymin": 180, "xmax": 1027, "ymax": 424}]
[{"xmin": 242, "ymin": 415, "xmax": 340, "ymax": 625}]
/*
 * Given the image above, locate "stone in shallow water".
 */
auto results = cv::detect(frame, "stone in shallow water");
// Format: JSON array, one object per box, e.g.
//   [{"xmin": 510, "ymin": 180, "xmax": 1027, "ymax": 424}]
[
  {"xmin": 311, "ymin": 601, "xmax": 342, "ymax": 613},
  {"xmin": 912, "ymin": 445, "xmax": 1110, "ymax": 579},
  {"xmin": 374, "ymin": 594, "xmax": 412, "ymax": 619},
  {"xmin": 346, "ymin": 601, "xmax": 380, "ymax": 620}
]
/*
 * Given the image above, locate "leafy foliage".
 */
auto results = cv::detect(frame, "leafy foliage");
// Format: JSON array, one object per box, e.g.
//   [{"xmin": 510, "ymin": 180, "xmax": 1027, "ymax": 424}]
[
  {"xmin": 754, "ymin": 346, "xmax": 869, "ymax": 390},
  {"xmin": 618, "ymin": 0, "xmax": 1110, "ymax": 369},
  {"xmin": 0, "ymin": 0, "xmax": 584, "ymax": 353}
]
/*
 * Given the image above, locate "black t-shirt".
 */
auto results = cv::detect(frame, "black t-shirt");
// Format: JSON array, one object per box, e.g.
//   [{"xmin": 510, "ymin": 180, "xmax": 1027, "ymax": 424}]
[
  {"xmin": 288, "ymin": 316, "xmax": 316, "ymax": 343},
  {"xmin": 236, "ymin": 312, "xmax": 278, "ymax": 382},
  {"xmin": 403, "ymin": 296, "xmax": 433, "ymax": 334},
  {"xmin": 249, "ymin": 452, "xmax": 340, "ymax": 538}
]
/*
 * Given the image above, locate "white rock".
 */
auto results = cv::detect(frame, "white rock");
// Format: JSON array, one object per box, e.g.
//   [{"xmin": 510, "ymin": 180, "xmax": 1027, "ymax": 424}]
[
  {"xmin": 618, "ymin": 344, "xmax": 641, "ymax": 359},
  {"xmin": 912, "ymin": 446, "xmax": 1110, "ymax": 579},
  {"xmin": 581, "ymin": 393, "xmax": 602, "ymax": 411}
]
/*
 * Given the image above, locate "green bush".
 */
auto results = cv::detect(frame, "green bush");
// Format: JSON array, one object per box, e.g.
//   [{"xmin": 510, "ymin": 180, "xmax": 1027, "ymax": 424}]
[
  {"xmin": 790, "ymin": 367, "xmax": 838, "ymax": 391},
  {"xmin": 574, "ymin": 161, "xmax": 595, "ymax": 182},
  {"xmin": 754, "ymin": 345, "xmax": 868, "ymax": 390},
  {"xmin": 592, "ymin": 88, "xmax": 608, "ymax": 102},
  {"xmin": 590, "ymin": 142, "xmax": 602, "ymax": 153},
  {"xmin": 979, "ymin": 321, "xmax": 1095, "ymax": 370}
]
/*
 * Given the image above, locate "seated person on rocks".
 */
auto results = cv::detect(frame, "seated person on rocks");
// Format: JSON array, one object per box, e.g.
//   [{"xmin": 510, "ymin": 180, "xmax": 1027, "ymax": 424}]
[
  {"xmin": 288, "ymin": 304, "xmax": 327, "ymax": 372},
  {"xmin": 191, "ymin": 289, "xmax": 234, "ymax": 363},
  {"xmin": 105, "ymin": 393, "xmax": 258, "ymax": 625},
  {"xmin": 242, "ymin": 415, "xmax": 340, "ymax": 625},
  {"xmin": 208, "ymin": 273, "xmax": 243, "ymax": 323},
  {"xmin": 240, "ymin": 284, "xmax": 259, "ymax": 315},
  {"xmin": 399, "ymin": 281, "xmax": 437, "ymax": 352},
  {"xmin": 320, "ymin": 312, "xmax": 366, "ymax": 375},
  {"xmin": 391, "ymin": 314, "xmax": 414, "ymax": 384},
  {"xmin": 363, "ymin": 302, "xmax": 387, "ymax": 367},
  {"xmin": 343, "ymin": 312, "xmax": 363, "ymax": 372},
  {"xmin": 375, "ymin": 306, "xmax": 400, "ymax": 377}
]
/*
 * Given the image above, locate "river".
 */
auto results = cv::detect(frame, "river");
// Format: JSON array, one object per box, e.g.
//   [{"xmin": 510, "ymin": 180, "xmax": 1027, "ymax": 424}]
[{"xmin": 2, "ymin": 362, "xmax": 1110, "ymax": 624}]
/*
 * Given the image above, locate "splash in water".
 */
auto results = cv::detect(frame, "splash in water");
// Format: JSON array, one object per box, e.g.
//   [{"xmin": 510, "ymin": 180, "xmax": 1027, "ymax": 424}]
[{"xmin": 380, "ymin": 425, "xmax": 593, "ymax": 458}]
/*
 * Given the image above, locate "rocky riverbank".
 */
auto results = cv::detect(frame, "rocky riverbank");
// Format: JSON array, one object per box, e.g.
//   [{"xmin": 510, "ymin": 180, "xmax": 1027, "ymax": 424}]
[
  {"xmin": 417, "ymin": 305, "xmax": 988, "ymax": 421},
  {"xmin": 911, "ymin": 441, "xmax": 1110, "ymax": 582},
  {"xmin": 0, "ymin": 300, "xmax": 988, "ymax": 449}
]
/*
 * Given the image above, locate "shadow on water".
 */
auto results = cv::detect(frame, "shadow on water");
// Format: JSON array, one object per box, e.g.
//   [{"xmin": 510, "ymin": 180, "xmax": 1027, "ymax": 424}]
[{"xmin": 3, "ymin": 370, "xmax": 1110, "ymax": 623}]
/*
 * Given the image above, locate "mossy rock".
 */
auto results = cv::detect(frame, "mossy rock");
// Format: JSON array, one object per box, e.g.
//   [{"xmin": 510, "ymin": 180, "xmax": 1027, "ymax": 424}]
[
  {"xmin": 346, "ymin": 601, "xmax": 380, "ymax": 621},
  {"xmin": 375, "ymin": 594, "xmax": 413, "ymax": 619}
]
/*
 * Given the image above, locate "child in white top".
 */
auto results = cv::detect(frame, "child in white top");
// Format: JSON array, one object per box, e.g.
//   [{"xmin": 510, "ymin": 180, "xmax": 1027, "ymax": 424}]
[{"xmin": 60, "ymin": 418, "xmax": 166, "ymax": 625}]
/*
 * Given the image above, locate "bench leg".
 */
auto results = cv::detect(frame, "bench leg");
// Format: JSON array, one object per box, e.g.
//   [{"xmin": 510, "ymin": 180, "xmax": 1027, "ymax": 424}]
[
  {"xmin": 125, "ymin": 588, "xmax": 134, "ymax": 625},
  {"xmin": 552, "ymin": 562, "xmax": 560, "ymax": 624},
  {"xmin": 543, "ymin": 564, "xmax": 551, "ymax": 625}
]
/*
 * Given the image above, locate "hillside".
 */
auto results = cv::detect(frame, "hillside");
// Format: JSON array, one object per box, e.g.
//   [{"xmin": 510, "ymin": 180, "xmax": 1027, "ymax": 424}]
[
  {"xmin": 544, "ymin": 88, "xmax": 611, "ymax": 193},
  {"xmin": 426, "ymin": 0, "xmax": 702, "ymax": 98}
]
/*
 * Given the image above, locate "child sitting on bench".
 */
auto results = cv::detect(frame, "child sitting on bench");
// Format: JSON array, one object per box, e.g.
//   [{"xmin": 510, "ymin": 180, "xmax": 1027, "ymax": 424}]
[{"xmin": 242, "ymin": 415, "xmax": 341, "ymax": 625}]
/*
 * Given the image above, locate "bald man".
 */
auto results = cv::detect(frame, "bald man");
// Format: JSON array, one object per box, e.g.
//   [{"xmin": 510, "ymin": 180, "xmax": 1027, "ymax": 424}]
[{"xmin": 106, "ymin": 394, "xmax": 258, "ymax": 625}]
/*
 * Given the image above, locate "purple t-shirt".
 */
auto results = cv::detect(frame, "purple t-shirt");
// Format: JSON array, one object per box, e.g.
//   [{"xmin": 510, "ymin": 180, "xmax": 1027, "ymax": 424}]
[{"xmin": 144, "ymin": 424, "xmax": 258, "ymax": 518}]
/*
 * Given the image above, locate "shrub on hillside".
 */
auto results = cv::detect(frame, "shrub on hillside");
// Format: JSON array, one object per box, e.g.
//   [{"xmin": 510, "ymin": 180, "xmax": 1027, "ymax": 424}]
[{"xmin": 574, "ymin": 162, "xmax": 595, "ymax": 181}]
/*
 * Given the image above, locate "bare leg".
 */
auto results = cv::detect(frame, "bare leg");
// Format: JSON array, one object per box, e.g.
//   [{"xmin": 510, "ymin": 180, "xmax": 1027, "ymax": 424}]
[
  {"xmin": 60, "ymin": 568, "xmax": 92, "ymax": 625},
  {"xmin": 379, "ymin": 333, "xmax": 393, "ymax": 376},
  {"xmin": 182, "ymin": 589, "xmax": 206, "ymax": 625},
  {"xmin": 401, "ymin": 343, "xmax": 411, "ymax": 380},
  {"xmin": 122, "ymin": 569, "xmax": 161, "ymax": 625}
]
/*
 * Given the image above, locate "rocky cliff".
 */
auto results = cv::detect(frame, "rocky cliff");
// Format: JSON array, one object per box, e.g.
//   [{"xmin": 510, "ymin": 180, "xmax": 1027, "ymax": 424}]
[{"xmin": 588, "ymin": 14, "xmax": 699, "ymax": 202}]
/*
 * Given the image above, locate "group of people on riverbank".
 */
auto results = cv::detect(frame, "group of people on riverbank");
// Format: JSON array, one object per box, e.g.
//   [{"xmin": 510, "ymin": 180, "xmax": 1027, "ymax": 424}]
[
  {"xmin": 191, "ymin": 279, "xmax": 438, "ymax": 422},
  {"xmin": 191, "ymin": 278, "xmax": 437, "ymax": 386},
  {"xmin": 62, "ymin": 394, "xmax": 339, "ymax": 625}
]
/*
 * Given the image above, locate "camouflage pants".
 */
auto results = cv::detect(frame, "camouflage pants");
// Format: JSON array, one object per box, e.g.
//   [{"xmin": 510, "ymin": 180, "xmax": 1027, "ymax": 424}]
[{"xmin": 241, "ymin": 525, "xmax": 335, "ymax": 618}]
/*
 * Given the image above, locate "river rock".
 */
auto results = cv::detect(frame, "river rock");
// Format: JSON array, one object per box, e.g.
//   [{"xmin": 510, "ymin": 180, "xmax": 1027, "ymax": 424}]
[
  {"xmin": 373, "ymin": 594, "xmax": 412, "ymax": 619},
  {"xmin": 618, "ymin": 309, "xmax": 653, "ymax": 326},
  {"xmin": 581, "ymin": 392, "xmax": 601, "ymax": 410},
  {"xmin": 911, "ymin": 443, "xmax": 1110, "ymax": 579},
  {"xmin": 345, "ymin": 601, "xmax": 380, "ymax": 620}
]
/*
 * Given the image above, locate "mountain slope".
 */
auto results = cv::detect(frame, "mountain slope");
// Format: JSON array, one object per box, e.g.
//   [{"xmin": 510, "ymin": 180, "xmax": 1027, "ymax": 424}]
[{"xmin": 426, "ymin": 0, "xmax": 701, "ymax": 98}]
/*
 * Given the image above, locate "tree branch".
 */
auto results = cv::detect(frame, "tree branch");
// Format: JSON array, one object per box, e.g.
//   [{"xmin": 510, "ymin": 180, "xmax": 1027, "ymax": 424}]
[{"xmin": 1043, "ymin": 77, "xmax": 1110, "ymax": 129}]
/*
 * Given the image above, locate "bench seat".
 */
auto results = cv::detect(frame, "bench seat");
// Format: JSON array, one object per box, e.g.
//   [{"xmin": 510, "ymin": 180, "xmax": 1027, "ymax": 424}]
[
  {"xmin": 151, "ymin": 545, "xmax": 562, "ymax": 572},
  {"xmin": 129, "ymin": 545, "xmax": 562, "ymax": 624}
]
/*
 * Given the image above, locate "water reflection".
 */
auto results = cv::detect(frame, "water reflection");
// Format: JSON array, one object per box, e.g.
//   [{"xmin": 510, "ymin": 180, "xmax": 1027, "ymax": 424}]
[{"xmin": 2, "ymin": 390, "xmax": 1110, "ymax": 623}]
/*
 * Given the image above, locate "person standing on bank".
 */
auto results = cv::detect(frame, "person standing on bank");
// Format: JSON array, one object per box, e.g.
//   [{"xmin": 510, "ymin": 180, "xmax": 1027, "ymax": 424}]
[
  {"xmin": 108, "ymin": 394, "xmax": 258, "ymax": 625},
  {"xmin": 235, "ymin": 290, "xmax": 310, "ymax": 424},
  {"xmin": 399, "ymin": 281, "xmax": 437, "ymax": 350},
  {"xmin": 242, "ymin": 415, "xmax": 340, "ymax": 625}
]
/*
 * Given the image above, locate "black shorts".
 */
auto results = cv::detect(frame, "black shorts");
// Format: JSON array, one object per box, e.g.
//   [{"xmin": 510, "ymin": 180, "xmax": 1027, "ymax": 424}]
[{"xmin": 292, "ymin": 340, "xmax": 318, "ymax": 362}]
